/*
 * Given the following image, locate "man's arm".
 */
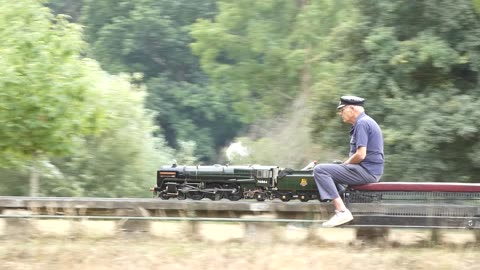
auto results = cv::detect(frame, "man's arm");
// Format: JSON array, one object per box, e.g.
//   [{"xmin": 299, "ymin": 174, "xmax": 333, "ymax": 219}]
[{"xmin": 344, "ymin": 146, "xmax": 366, "ymax": 164}]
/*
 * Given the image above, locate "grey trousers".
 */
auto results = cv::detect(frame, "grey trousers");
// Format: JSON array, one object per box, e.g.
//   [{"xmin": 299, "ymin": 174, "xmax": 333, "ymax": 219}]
[{"xmin": 313, "ymin": 163, "xmax": 379, "ymax": 200}]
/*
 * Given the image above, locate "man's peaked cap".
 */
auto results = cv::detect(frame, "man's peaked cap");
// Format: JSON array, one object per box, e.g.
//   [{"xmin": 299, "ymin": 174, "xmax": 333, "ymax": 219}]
[{"xmin": 337, "ymin": 95, "xmax": 365, "ymax": 110}]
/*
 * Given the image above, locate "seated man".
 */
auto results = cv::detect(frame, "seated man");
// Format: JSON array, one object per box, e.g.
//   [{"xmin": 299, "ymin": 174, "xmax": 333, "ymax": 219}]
[{"xmin": 314, "ymin": 96, "xmax": 384, "ymax": 227}]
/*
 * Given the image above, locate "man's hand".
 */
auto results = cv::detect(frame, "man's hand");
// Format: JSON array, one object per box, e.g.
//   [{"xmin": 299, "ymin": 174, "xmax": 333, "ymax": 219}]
[
  {"xmin": 301, "ymin": 160, "xmax": 317, "ymax": 170},
  {"xmin": 344, "ymin": 146, "xmax": 367, "ymax": 164}
]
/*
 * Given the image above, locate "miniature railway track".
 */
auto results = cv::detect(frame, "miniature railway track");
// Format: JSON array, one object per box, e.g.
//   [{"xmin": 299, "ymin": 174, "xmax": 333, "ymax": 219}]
[{"xmin": 0, "ymin": 196, "xmax": 478, "ymax": 229}]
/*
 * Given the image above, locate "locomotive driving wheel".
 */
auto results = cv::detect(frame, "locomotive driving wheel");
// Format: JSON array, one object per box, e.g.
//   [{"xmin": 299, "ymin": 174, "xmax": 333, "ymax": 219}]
[
  {"xmin": 205, "ymin": 185, "xmax": 223, "ymax": 201},
  {"xmin": 188, "ymin": 191, "xmax": 205, "ymax": 200},
  {"xmin": 177, "ymin": 191, "xmax": 187, "ymax": 200},
  {"xmin": 206, "ymin": 192, "xmax": 223, "ymax": 201},
  {"xmin": 227, "ymin": 187, "xmax": 243, "ymax": 201}
]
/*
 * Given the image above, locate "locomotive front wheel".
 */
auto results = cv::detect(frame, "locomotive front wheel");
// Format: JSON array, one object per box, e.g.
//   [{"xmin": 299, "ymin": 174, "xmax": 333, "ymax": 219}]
[{"xmin": 158, "ymin": 191, "xmax": 170, "ymax": 200}]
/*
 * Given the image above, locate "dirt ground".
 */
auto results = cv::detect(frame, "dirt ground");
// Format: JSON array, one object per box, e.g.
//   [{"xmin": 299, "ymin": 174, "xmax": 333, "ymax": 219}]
[
  {"xmin": 0, "ymin": 236, "xmax": 479, "ymax": 270},
  {"xmin": 0, "ymin": 220, "xmax": 479, "ymax": 270}
]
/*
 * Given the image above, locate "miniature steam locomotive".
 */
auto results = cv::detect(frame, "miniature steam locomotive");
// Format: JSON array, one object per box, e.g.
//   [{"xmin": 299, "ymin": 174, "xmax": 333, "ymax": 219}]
[
  {"xmin": 151, "ymin": 164, "xmax": 319, "ymax": 201},
  {"xmin": 151, "ymin": 164, "xmax": 480, "ymax": 204}
]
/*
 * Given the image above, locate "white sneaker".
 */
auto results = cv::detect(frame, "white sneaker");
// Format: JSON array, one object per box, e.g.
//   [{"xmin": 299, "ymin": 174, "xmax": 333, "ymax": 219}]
[{"xmin": 322, "ymin": 209, "xmax": 353, "ymax": 227}]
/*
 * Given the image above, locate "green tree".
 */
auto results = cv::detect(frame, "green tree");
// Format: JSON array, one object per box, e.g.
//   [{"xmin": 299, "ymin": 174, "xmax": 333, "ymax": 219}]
[
  {"xmin": 0, "ymin": 63, "xmax": 176, "ymax": 197},
  {"xmin": 312, "ymin": 0, "xmax": 480, "ymax": 182},
  {"xmin": 49, "ymin": 71, "xmax": 174, "ymax": 197},
  {"xmin": 80, "ymin": 0, "xmax": 239, "ymax": 161},
  {"xmin": 190, "ymin": 0, "xmax": 351, "ymax": 167},
  {"xmin": 0, "ymin": 0, "xmax": 97, "ymax": 195},
  {"xmin": 0, "ymin": 1, "xmax": 175, "ymax": 197},
  {"xmin": 190, "ymin": 0, "xmax": 350, "ymax": 123},
  {"xmin": 145, "ymin": 77, "xmax": 241, "ymax": 160}
]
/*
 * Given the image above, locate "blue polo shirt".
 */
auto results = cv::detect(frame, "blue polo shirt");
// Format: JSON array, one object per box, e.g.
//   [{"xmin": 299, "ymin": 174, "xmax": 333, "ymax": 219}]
[{"xmin": 349, "ymin": 112, "xmax": 384, "ymax": 176}]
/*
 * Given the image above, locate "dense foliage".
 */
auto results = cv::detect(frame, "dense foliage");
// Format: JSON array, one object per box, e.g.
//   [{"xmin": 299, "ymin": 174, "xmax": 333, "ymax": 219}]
[
  {"xmin": 2, "ymin": 0, "xmax": 480, "ymax": 198},
  {"xmin": 312, "ymin": 0, "xmax": 480, "ymax": 182},
  {"xmin": 0, "ymin": 0, "xmax": 173, "ymax": 196},
  {"xmin": 190, "ymin": 0, "xmax": 351, "ymax": 167},
  {"xmin": 191, "ymin": 0, "xmax": 350, "ymax": 122}
]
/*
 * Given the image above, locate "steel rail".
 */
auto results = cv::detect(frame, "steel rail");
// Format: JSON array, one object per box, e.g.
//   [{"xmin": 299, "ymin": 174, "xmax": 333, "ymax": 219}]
[{"xmin": 0, "ymin": 214, "xmax": 325, "ymax": 223}]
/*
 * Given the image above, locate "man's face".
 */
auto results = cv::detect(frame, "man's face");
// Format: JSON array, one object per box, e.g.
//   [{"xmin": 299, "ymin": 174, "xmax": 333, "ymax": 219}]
[{"xmin": 338, "ymin": 105, "xmax": 354, "ymax": 124}]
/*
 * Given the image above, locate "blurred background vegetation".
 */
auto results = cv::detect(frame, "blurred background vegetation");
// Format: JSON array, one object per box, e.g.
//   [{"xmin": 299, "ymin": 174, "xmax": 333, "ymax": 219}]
[{"xmin": 1, "ymin": 0, "xmax": 480, "ymax": 197}]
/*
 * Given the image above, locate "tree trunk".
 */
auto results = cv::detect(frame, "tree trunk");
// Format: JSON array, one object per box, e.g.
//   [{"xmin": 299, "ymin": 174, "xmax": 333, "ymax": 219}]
[{"xmin": 29, "ymin": 160, "xmax": 40, "ymax": 197}]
